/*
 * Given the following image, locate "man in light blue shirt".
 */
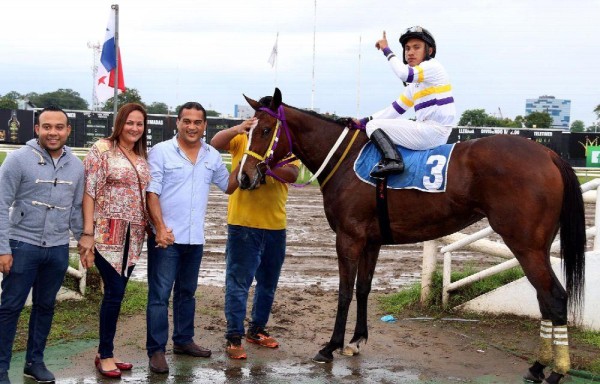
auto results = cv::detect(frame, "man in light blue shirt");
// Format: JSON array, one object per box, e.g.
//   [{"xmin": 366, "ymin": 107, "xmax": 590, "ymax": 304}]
[{"xmin": 145, "ymin": 102, "xmax": 238, "ymax": 374}]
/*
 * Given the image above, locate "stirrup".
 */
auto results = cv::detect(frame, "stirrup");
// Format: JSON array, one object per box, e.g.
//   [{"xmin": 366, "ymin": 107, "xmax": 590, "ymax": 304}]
[{"xmin": 370, "ymin": 161, "xmax": 405, "ymax": 178}]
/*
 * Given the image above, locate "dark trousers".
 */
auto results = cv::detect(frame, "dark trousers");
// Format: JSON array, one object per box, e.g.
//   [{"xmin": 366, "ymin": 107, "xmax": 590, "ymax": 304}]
[
  {"xmin": 94, "ymin": 250, "xmax": 134, "ymax": 359},
  {"xmin": 146, "ymin": 234, "xmax": 204, "ymax": 356},
  {"xmin": 0, "ymin": 241, "xmax": 69, "ymax": 372}
]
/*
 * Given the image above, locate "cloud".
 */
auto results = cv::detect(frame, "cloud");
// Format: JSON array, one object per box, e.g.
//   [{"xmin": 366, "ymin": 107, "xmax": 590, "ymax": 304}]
[{"xmin": 1, "ymin": 0, "xmax": 599, "ymax": 124}]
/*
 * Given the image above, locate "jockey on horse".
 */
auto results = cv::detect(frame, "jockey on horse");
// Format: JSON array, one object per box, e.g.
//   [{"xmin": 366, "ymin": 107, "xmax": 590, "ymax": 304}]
[{"xmin": 352, "ymin": 26, "xmax": 456, "ymax": 178}]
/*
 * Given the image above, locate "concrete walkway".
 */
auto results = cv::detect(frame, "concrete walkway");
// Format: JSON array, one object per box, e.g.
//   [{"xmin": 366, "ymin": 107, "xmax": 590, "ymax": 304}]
[{"xmin": 459, "ymin": 251, "xmax": 600, "ymax": 331}]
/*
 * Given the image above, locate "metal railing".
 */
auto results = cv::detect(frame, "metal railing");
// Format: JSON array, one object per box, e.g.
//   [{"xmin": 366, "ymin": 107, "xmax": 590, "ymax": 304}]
[{"xmin": 421, "ymin": 178, "xmax": 600, "ymax": 306}]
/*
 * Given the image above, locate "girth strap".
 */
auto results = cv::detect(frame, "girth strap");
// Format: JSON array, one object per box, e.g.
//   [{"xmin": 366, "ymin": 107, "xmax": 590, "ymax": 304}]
[{"xmin": 376, "ymin": 177, "xmax": 394, "ymax": 244}]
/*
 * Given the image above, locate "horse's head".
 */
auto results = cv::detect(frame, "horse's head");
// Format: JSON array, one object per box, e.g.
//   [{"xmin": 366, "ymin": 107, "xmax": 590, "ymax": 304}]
[{"xmin": 238, "ymin": 88, "xmax": 291, "ymax": 190}]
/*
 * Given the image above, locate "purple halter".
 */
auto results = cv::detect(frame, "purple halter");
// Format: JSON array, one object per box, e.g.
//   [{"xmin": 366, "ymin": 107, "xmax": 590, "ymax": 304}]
[{"xmin": 256, "ymin": 106, "xmax": 297, "ymax": 182}]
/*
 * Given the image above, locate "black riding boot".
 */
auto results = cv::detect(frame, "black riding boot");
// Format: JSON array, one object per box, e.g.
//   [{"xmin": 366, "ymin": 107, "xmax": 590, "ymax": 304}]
[{"xmin": 369, "ymin": 128, "xmax": 404, "ymax": 178}]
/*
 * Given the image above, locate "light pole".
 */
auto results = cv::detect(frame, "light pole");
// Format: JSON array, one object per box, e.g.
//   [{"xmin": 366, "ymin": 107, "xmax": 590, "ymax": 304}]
[{"xmin": 87, "ymin": 41, "xmax": 101, "ymax": 111}]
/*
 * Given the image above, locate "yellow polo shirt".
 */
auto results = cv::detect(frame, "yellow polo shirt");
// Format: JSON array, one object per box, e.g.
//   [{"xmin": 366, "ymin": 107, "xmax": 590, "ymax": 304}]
[{"xmin": 227, "ymin": 133, "xmax": 299, "ymax": 230}]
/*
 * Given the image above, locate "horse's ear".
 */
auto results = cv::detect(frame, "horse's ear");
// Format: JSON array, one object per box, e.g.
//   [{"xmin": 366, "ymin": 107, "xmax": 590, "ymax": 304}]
[
  {"xmin": 244, "ymin": 94, "xmax": 261, "ymax": 111},
  {"xmin": 270, "ymin": 88, "xmax": 282, "ymax": 111}
]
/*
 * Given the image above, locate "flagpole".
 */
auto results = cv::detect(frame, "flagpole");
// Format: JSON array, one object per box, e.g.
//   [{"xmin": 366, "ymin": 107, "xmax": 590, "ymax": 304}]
[
  {"xmin": 310, "ymin": 0, "xmax": 316, "ymax": 111},
  {"xmin": 274, "ymin": 32, "xmax": 279, "ymax": 88},
  {"xmin": 356, "ymin": 35, "xmax": 361, "ymax": 118},
  {"xmin": 112, "ymin": 4, "xmax": 119, "ymax": 127},
  {"xmin": 87, "ymin": 41, "xmax": 101, "ymax": 111}
]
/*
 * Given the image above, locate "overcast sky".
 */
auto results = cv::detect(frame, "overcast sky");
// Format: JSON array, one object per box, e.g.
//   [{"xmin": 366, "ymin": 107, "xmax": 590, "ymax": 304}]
[{"xmin": 1, "ymin": 0, "xmax": 599, "ymax": 125}]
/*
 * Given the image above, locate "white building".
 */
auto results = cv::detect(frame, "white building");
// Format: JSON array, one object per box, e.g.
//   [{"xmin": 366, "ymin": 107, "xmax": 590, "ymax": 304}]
[{"xmin": 525, "ymin": 95, "xmax": 571, "ymax": 130}]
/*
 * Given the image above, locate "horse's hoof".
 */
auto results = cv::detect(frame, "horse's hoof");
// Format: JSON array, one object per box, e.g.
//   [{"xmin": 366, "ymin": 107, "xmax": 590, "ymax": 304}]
[
  {"xmin": 541, "ymin": 371, "xmax": 564, "ymax": 384},
  {"xmin": 523, "ymin": 369, "xmax": 545, "ymax": 383},
  {"xmin": 340, "ymin": 344, "xmax": 360, "ymax": 356},
  {"xmin": 312, "ymin": 351, "xmax": 333, "ymax": 364}
]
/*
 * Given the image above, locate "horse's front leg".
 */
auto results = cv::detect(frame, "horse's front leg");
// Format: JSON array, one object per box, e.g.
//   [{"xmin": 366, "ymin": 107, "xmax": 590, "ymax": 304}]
[
  {"xmin": 342, "ymin": 242, "xmax": 381, "ymax": 357},
  {"xmin": 313, "ymin": 234, "xmax": 362, "ymax": 363}
]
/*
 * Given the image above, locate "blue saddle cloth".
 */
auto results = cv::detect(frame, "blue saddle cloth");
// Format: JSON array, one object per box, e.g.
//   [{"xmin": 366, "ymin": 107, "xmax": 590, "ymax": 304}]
[{"xmin": 354, "ymin": 142, "xmax": 455, "ymax": 192}]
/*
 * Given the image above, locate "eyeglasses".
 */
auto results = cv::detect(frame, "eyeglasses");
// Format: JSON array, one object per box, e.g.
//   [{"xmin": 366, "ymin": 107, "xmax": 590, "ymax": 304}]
[{"xmin": 180, "ymin": 119, "xmax": 204, "ymax": 127}]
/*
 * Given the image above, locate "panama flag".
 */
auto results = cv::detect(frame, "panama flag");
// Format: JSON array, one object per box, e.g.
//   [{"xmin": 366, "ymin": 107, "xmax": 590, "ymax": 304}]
[{"xmin": 95, "ymin": 8, "xmax": 125, "ymax": 103}]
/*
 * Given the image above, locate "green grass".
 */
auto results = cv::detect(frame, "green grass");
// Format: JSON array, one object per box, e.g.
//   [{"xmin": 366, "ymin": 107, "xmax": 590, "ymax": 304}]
[
  {"xmin": 576, "ymin": 330, "xmax": 600, "ymax": 348},
  {"xmin": 579, "ymin": 175, "xmax": 597, "ymax": 185},
  {"xmin": 379, "ymin": 265, "xmax": 526, "ymax": 313},
  {"xmin": 13, "ymin": 258, "xmax": 148, "ymax": 351},
  {"xmin": 0, "ymin": 152, "xmax": 6, "ymax": 164},
  {"xmin": 377, "ymin": 283, "xmax": 422, "ymax": 314},
  {"xmin": 572, "ymin": 329, "xmax": 600, "ymax": 374}
]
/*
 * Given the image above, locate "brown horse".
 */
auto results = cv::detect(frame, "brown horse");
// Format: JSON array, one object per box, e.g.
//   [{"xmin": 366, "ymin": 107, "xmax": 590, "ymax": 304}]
[{"xmin": 238, "ymin": 88, "xmax": 585, "ymax": 384}]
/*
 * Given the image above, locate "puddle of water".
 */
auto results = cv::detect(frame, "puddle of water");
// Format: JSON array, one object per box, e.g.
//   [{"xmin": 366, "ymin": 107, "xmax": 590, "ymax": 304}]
[
  {"xmin": 54, "ymin": 355, "xmax": 424, "ymax": 384},
  {"xmin": 129, "ymin": 255, "xmax": 419, "ymax": 292}
]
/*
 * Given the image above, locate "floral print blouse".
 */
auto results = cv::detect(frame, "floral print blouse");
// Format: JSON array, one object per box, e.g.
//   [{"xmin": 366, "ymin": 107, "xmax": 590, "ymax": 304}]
[{"xmin": 84, "ymin": 139, "xmax": 150, "ymax": 275}]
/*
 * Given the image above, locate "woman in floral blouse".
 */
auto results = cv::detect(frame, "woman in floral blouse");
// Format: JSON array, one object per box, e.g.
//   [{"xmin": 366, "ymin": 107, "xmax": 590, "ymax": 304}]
[{"xmin": 79, "ymin": 103, "xmax": 151, "ymax": 378}]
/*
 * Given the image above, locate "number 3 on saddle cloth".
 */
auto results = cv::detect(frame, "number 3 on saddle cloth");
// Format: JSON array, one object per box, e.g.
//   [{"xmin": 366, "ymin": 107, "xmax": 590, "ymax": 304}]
[{"xmin": 354, "ymin": 142, "xmax": 456, "ymax": 192}]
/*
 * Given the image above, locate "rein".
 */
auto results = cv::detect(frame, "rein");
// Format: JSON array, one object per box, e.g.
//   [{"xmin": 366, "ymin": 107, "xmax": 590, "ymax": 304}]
[{"xmin": 245, "ymin": 105, "xmax": 360, "ymax": 188}]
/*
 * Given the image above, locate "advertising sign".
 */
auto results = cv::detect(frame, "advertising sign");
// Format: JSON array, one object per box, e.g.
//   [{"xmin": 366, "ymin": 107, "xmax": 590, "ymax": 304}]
[
  {"xmin": 83, "ymin": 112, "xmax": 111, "ymax": 147},
  {"xmin": 586, "ymin": 146, "xmax": 600, "ymax": 167}
]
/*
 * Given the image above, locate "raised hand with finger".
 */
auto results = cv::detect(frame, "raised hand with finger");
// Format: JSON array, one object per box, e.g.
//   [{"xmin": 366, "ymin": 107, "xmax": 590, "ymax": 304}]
[{"xmin": 375, "ymin": 30, "xmax": 388, "ymax": 50}]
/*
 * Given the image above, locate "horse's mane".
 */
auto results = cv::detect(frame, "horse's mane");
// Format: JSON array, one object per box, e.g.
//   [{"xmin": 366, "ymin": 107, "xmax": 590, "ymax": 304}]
[{"xmin": 258, "ymin": 96, "xmax": 344, "ymax": 127}]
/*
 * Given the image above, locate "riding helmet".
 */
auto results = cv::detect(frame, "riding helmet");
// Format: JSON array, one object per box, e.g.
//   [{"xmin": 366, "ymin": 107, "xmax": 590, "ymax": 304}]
[{"xmin": 399, "ymin": 26, "xmax": 436, "ymax": 64}]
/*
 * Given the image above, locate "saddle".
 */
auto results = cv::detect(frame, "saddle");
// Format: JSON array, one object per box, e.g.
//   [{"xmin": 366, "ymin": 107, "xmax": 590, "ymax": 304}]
[{"xmin": 354, "ymin": 142, "xmax": 455, "ymax": 192}]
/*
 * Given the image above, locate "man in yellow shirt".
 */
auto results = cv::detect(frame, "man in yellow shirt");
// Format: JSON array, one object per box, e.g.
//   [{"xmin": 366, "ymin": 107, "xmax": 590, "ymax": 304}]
[{"xmin": 211, "ymin": 99, "xmax": 299, "ymax": 359}]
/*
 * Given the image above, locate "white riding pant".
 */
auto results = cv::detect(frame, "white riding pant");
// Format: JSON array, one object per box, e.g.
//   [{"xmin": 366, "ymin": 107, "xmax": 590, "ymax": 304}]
[{"xmin": 365, "ymin": 119, "xmax": 452, "ymax": 150}]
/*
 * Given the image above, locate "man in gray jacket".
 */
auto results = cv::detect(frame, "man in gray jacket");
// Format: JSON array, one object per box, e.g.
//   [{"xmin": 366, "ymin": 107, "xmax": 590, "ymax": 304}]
[{"xmin": 0, "ymin": 106, "xmax": 87, "ymax": 384}]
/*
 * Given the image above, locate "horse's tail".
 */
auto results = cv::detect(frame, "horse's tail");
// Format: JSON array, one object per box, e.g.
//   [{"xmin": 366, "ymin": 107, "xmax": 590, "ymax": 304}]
[{"xmin": 554, "ymin": 154, "xmax": 586, "ymax": 312}]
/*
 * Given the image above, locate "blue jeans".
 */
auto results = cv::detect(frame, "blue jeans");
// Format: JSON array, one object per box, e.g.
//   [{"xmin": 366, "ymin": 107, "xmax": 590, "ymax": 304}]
[
  {"xmin": 0, "ymin": 240, "xmax": 69, "ymax": 372},
  {"xmin": 224, "ymin": 225, "xmax": 286, "ymax": 339},
  {"xmin": 146, "ymin": 234, "xmax": 204, "ymax": 356},
  {"xmin": 94, "ymin": 251, "xmax": 133, "ymax": 359}
]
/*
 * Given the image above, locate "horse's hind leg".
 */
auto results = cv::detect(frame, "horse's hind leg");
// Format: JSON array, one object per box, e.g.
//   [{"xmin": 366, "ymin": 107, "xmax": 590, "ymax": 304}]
[
  {"xmin": 514, "ymin": 251, "xmax": 569, "ymax": 384},
  {"xmin": 342, "ymin": 243, "xmax": 381, "ymax": 357}
]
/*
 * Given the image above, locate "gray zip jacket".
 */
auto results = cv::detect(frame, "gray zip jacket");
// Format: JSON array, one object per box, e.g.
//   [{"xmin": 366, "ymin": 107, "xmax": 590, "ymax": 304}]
[{"xmin": 0, "ymin": 139, "xmax": 84, "ymax": 254}]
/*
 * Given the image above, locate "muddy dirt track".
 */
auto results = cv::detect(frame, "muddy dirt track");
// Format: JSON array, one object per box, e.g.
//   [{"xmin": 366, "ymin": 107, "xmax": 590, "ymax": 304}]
[{"xmin": 133, "ymin": 185, "xmax": 514, "ymax": 291}]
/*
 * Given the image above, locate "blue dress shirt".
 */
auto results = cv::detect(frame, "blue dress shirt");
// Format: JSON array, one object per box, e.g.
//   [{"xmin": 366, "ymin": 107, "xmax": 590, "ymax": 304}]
[{"xmin": 147, "ymin": 136, "xmax": 229, "ymax": 245}]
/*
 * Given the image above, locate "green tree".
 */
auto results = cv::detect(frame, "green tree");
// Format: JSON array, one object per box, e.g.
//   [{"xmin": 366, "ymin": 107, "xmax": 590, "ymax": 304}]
[
  {"xmin": 514, "ymin": 115, "xmax": 526, "ymax": 128},
  {"xmin": 570, "ymin": 120, "xmax": 585, "ymax": 133},
  {"xmin": 594, "ymin": 104, "xmax": 600, "ymax": 120},
  {"xmin": 586, "ymin": 123, "xmax": 600, "ymax": 133},
  {"xmin": 459, "ymin": 109, "xmax": 488, "ymax": 126},
  {"xmin": 2, "ymin": 91, "xmax": 22, "ymax": 101},
  {"xmin": 458, "ymin": 109, "xmax": 520, "ymax": 127},
  {"xmin": 102, "ymin": 88, "xmax": 145, "ymax": 111},
  {"xmin": 500, "ymin": 118, "xmax": 521, "ymax": 128},
  {"xmin": 0, "ymin": 97, "xmax": 18, "ymax": 109},
  {"xmin": 146, "ymin": 102, "xmax": 169, "ymax": 114},
  {"xmin": 524, "ymin": 111, "xmax": 553, "ymax": 128},
  {"xmin": 28, "ymin": 89, "xmax": 88, "ymax": 110}
]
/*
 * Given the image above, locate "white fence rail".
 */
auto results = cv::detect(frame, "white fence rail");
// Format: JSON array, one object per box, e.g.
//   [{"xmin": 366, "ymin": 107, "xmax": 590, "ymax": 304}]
[
  {"xmin": 0, "ymin": 253, "xmax": 87, "ymax": 305},
  {"xmin": 421, "ymin": 178, "xmax": 600, "ymax": 306}
]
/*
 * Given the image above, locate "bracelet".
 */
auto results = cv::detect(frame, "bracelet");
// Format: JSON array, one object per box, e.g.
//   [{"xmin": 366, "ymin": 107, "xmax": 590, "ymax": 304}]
[{"xmin": 81, "ymin": 232, "xmax": 94, "ymax": 237}]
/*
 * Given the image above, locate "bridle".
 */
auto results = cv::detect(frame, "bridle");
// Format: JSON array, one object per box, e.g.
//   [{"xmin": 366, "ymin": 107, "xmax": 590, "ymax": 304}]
[
  {"xmin": 243, "ymin": 105, "xmax": 361, "ymax": 188},
  {"xmin": 242, "ymin": 105, "xmax": 295, "ymax": 184}
]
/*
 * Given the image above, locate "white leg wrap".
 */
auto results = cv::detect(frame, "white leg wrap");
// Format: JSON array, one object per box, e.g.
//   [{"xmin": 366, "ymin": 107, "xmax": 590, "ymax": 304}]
[
  {"xmin": 538, "ymin": 320, "xmax": 553, "ymax": 366},
  {"xmin": 552, "ymin": 325, "xmax": 570, "ymax": 375}
]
